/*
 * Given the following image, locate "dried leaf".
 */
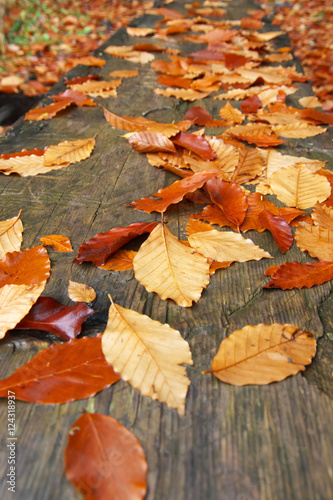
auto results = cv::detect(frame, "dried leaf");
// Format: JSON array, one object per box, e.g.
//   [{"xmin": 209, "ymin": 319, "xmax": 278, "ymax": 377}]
[
  {"xmin": 0, "ymin": 154, "xmax": 70, "ymax": 176},
  {"xmin": 51, "ymin": 89, "xmax": 96, "ymax": 107},
  {"xmin": 133, "ymin": 223, "xmax": 209, "ymax": 307},
  {"xmin": 74, "ymin": 222, "xmax": 158, "ymax": 266},
  {"xmin": 0, "ymin": 335, "xmax": 119, "ymax": 403},
  {"xmin": 295, "ymin": 222, "xmax": 333, "ymax": 261},
  {"xmin": 232, "ymin": 148, "xmax": 265, "ymax": 184},
  {"xmin": 69, "ymin": 80, "xmax": 121, "ymax": 97},
  {"xmin": 205, "ymin": 136, "xmax": 239, "ymax": 174},
  {"xmin": 40, "ymin": 234, "xmax": 73, "ymax": 252},
  {"xmin": 264, "ymin": 261, "xmax": 333, "ymax": 289},
  {"xmin": 16, "ymin": 297, "xmax": 95, "ymax": 340},
  {"xmin": 68, "ymin": 281, "xmax": 96, "ymax": 303},
  {"xmin": 0, "ymin": 210, "xmax": 23, "ymax": 259},
  {"xmin": 188, "ymin": 228, "xmax": 272, "ymax": 262},
  {"xmin": 24, "ymin": 101, "xmax": 71, "ymax": 121},
  {"xmin": 299, "ymin": 96, "xmax": 321, "ymax": 108},
  {"xmin": 0, "ymin": 283, "xmax": 45, "ymax": 339},
  {"xmin": 71, "ymin": 56, "xmax": 106, "ymax": 67},
  {"xmin": 311, "ymin": 203, "xmax": 333, "ymax": 230},
  {"xmin": 257, "ymin": 209, "xmax": 293, "ymax": 253},
  {"xmin": 126, "ymin": 26, "xmax": 155, "ymax": 36},
  {"xmin": 102, "ymin": 297, "xmax": 193, "ymax": 413},
  {"xmin": 185, "ymin": 106, "xmax": 213, "ymax": 125},
  {"xmin": 130, "ymin": 170, "xmax": 219, "ymax": 213},
  {"xmin": 205, "ymin": 323, "xmax": 316, "ymax": 385},
  {"xmin": 172, "ymin": 132, "xmax": 217, "ymax": 160},
  {"xmin": 270, "ymin": 165, "xmax": 331, "ymax": 209},
  {"xmin": 274, "ymin": 123, "xmax": 327, "ymax": 138},
  {"xmin": 192, "ymin": 205, "xmax": 237, "ymax": 230},
  {"xmin": 108, "ymin": 69, "xmax": 139, "ymax": 78},
  {"xmin": 219, "ymin": 102, "xmax": 244, "ymax": 124},
  {"xmin": 205, "ymin": 178, "xmax": 248, "ymax": 229},
  {"xmin": 44, "ymin": 138, "xmax": 95, "ymax": 166},
  {"xmin": 65, "ymin": 413, "xmax": 147, "ymax": 499},
  {"xmin": 99, "ymin": 249, "xmax": 136, "ymax": 271},
  {"xmin": 0, "ymin": 246, "xmax": 50, "ymax": 287},
  {"xmin": 153, "ymin": 87, "xmax": 210, "ymax": 101},
  {"xmin": 128, "ymin": 131, "xmax": 177, "ymax": 154}
]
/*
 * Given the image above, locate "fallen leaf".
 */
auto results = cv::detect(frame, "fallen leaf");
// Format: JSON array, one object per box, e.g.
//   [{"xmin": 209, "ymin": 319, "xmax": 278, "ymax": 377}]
[
  {"xmin": 188, "ymin": 228, "xmax": 272, "ymax": 262},
  {"xmin": 185, "ymin": 106, "xmax": 213, "ymax": 125},
  {"xmin": 16, "ymin": 297, "xmax": 95, "ymax": 340},
  {"xmin": 311, "ymin": 203, "xmax": 333, "ymax": 230},
  {"xmin": 0, "ymin": 283, "xmax": 45, "ymax": 339},
  {"xmin": 257, "ymin": 209, "xmax": 293, "ymax": 253},
  {"xmin": 219, "ymin": 102, "xmax": 245, "ymax": 124},
  {"xmin": 270, "ymin": 165, "xmax": 331, "ymax": 209},
  {"xmin": 44, "ymin": 138, "xmax": 95, "ymax": 166},
  {"xmin": 68, "ymin": 281, "xmax": 96, "ymax": 303},
  {"xmin": 99, "ymin": 249, "xmax": 136, "ymax": 271},
  {"xmin": 205, "ymin": 323, "xmax": 316, "ymax": 385},
  {"xmin": 70, "ymin": 56, "xmax": 106, "ymax": 67},
  {"xmin": 126, "ymin": 26, "xmax": 155, "ymax": 36},
  {"xmin": 51, "ymin": 89, "xmax": 96, "ymax": 107},
  {"xmin": 133, "ymin": 223, "xmax": 210, "ymax": 307},
  {"xmin": 24, "ymin": 101, "xmax": 71, "ymax": 120},
  {"xmin": 65, "ymin": 413, "xmax": 147, "ymax": 499},
  {"xmin": 102, "ymin": 296, "xmax": 193, "ymax": 413},
  {"xmin": 153, "ymin": 87, "xmax": 210, "ymax": 101},
  {"xmin": 0, "ymin": 245, "xmax": 50, "ymax": 287},
  {"xmin": 0, "ymin": 335, "xmax": 119, "ymax": 402},
  {"xmin": 231, "ymin": 148, "xmax": 265, "ymax": 184},
  {"xmin": 130, "ymin": 170, "xmax": 219, "ymax": 213},
  {"xmin": 295, "ymin": 222, "xmax": 333, "ymax": 260},
  {"xmin": 192, "ymin": 205, "xmax": 237, "ymax": 230},
  {"xmin": 40, "ymin": 235, "xmax": 73, "ymax": 252},
  {"xmin": 128, "ymin": 131, "xmax": 177, "ymax": 154},
  {"xmin": 108, "ymin": 69, "xmax": 139, "ymax": 78},
  {"xmin": 264, "ymin": 261, "xmax": 333, "ymax": 289},
  {"xmin": 205, "ymin": 178, "xmax": 248, "ymax": 229},
  {"xmin": 69, "ymin": 80, "xmax": 121, "ymax": 97},
  {"xmin": 74, "ymin": 222, "xmax": 158, "ymax": 266},
  {"xmin": 299, "ymin": 96, "xmax": 321, "ymax": 108},
  {"xmin": 0, "ymin": 152, "xmax": 71, "ymax": 177},
  {"xmin": 0, "ymin": 210, "xmax": 23, "ymax": 259},
  {"xmin": 274, "ymin": 123, "xmax": 327, "ymax": 138},
  {"xmin": 157, "ymin": 75, "xmax": 192, "ymax": 89},
  {"xmin": 172, "ymin": 132, "xmax": 217, "ymax": 160}
]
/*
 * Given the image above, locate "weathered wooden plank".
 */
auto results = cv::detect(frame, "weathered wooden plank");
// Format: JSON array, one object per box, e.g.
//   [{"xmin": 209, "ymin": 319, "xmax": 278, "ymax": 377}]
[{"xmin": 0, "ymin": 1, "xmax": 332, "ymax": 499}]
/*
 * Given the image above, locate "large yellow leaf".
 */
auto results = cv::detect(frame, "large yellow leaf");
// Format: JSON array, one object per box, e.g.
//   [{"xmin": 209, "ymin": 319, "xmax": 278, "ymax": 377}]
[
  {"xmin": 274, "ymin": 123, "xmax": 327, "ymax": 138},
  {"xmin": 101, "ymin": 297, "xmax": 193, "ymax": 414},
  {"xmin": 295, "ymin": 222, "xmax": 333, "ymax": 260},
  {"xmin": 133, "ymin": 223, "xmax": 210, "ymax": 307},
  {"xmin": 0, "ymin": 283, "xmax": 45, "ymax": 339},
  {"xmin": 231, "ymin": 148, "xmax": 265, "ymax": 184},
  {"xmin": 205, "ymin": 323, "xmax": 316, "ymax": 385},
  {"xmin": 0, "ymin": 155, "xmax": 70, "ymax": 176},
  {"xmin": 262, "ymin": 149, "xmax": 325, "ymax": 179},
  {"xmin": 44, "ymin": 138, "xmax": 95, "ymax": 166},
  {"xmin": 188, "ymin": 229, "xmax": 272, "ymax": 262},
  {"xmin": 269, "ymin": 165, "xmax": 331, "ymax": 209},
  {"xmin": 0, "ymin": 211, "xmax": 23, "ymax": 259}
]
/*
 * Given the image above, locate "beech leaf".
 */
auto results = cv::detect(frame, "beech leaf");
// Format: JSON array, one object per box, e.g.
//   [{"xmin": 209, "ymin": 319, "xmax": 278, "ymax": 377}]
[
  {"xmin": 98, "ymin": 249, "xmax": 136, "ymax": 271},
  {"xmin": 0, "ymin": 210, "xmax": 23, "ymax": 259},
  {"xmin": 264, "ymin": 261, "xmax": 333, "ymax": 289},
  {"xmin": 74, "ymin": 222, "xmax": 158, "ymax": 266},
  {"xmin": 205, "ymin": 178, "xmax": 248, "ymax": 229},
  {"xmin": 65, "ymin": 413, "xmax": 147, "ymax": 500},
  {"xmin": 133, "ymin": 223, "xmax": 210, "ymax": 307},
  {"xmin": 171, "ymin": 131, "xmax": 217, "ymax": 160},
  {"xmin": 40, "ymin": 234, "xmax": 73, "ymax": 252},
  {"xmin": 127, "ymin": 131, "xmax": 177, "ymax": 154},
  {"xmin": 44, "ymin": 138, "xmax": 95, "ymax": 167},
  {"xmin": 102, "ymin": 297, "xmax": 193, "ymax": 413},
  {"xmin": 24, "ymin": 101, "xmax": 71, "ymax": 121},
  {"xmin": 0, "ymin": 245, "xmax": 50, "ymax": 287},
  {"xmin": 0, "ymin": 335, "xmax": 119, "ymax": 403},
  {"xmin": 68, "ymin": 281, "xmax": 96, "ymax": 303},
  {"xmin": 295, "ymin": 222, "xmax": 333, "ymax": 261},
  {"xmin": 257, "ymin": 209, "xmax": 293, "ymax": 253},
  {"xmin": 205, "ymin": 323, "xmax": 316, "ymax": 385}
]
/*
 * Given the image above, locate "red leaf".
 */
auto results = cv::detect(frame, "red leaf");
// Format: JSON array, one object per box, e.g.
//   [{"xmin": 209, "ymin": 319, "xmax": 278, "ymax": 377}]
[
  {"xmin": 16, "ymin": 297, "xmax": 95, "ymax": 340},
  {"xmin": 264, "ymin": 261, "xmax": 333, "ymax": 289},
  {"xmin": 185, "ymin": 106, "xmax": 213, "ymax": 125},
  {"xmin": 0, "ymin": 335, "xmax": 119, "ymax": 403},
  {"xmin": 65, "ymin": 413, "xmax": 147, "ymax": 500},
  {"xmin": 241, "ymin": 193, "xmax": 279, "ymax": 232},
  {"xmin": 0, "ymin": 148, "xmax": 45, "ymax": 160},
  {"xmin": 258, "ymin": 209, "xmax": 294, "ymax": 253},
  {"xmin": 0, "ymin": 246, "xmax": 50, "ymax": 286},
  {"xmin": 241, "ymin": 95, "xmax": 262, "ymax": 114},
  {"xmin": 130, "ymin": 170, "xmax": 219, "ymax": 213},
  {"xmin": 74, "ymin": 222, "xmax": 158, "ymax": 266},
  {"xmin": 171, "ymin": 131, "xmax": 217, "ymax": 160},
  {"xmin": 205, "ymin": 178, "xmax": 248, "ymax": 229},
  {"xmin": 24, "ymin": 101, "xmax": 71, "ymax": 121}
]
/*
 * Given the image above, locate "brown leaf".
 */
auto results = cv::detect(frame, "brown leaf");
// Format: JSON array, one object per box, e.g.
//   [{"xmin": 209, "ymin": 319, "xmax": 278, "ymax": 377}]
[
  {"xmin": 102, "ymin": 297, "xmax": 193, "ymax": 411},
  {"xmin": 205, "ymin": 323, "xmax": 316, "ymax": 385},
  {"xmin": 0, "ymin": 335, "xmax": 119, "ymax": 403},
  {"xmin": 192, "ymin": 205, "xmax": 237, "ymax": 230},
  {"xmin": 0, "ymin": 245, "xmax": 50, "ymax": 287},
  {"xmin": 0, "ymin": 210, "xmax": 23, "ymax": 259},
  {"xmin": 128, "ymin": 131, "xmax": 177, "ymax": 154},
  {"xmin": 74, "ymin": 222, "xmax": 158, "ymax": 266},
  {"xmin": 16, "ymin": 297, "xmax": 95, "ymax": 340},
  {"xmin": 157, "ymin": 75, "xmax": 192, "ymax": 89},
  {"xmin": 108, "ymin": 69, "xmax": 139, "ymax": 78},
  {"xmin": 264, "ymin": 261, "xmax": 333, "ymax": 289},
  {"xmin": 205, "ymin": 178, "xmax": 248, "ymax": 229},
  {"xmin": 65, "ymin": 413, "xmax": 147, "ymax": 499},
  {"xmin": 69, "ymin": 80, "xmax": 121, "ymax": 97},
  {"xmin": 130, "ymin": 170, "xmax": 219, "ymax": 213},
  {"xmin": 40, "ymin": 234, "xmax": 73, "ymax": 252},
  {"xmin": 232, "ymin": 148, "xmax": 265, "ymax": 184},
  {"xmin": 68, "ymin": 281, "xmax": 96, "ymax": 303},
  {"xmin": 70, "ymin": 56, "xmax": 106, "ymax": 67},
  {"xmin": 44, "ymin": 138, "xmax": 95, "ymax": 167}
]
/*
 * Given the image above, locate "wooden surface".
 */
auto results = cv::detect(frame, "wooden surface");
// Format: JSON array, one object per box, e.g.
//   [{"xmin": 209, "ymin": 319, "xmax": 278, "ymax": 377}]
[{"xmin": 0, "ymin": 1, "xmax": 333, "ymax": 499}]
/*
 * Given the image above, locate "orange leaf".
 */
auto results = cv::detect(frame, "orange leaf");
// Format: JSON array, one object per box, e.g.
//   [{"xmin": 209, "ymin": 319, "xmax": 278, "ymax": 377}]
[
  {"xmin": 24, "ymin": 101, "xmax": 71, "ymax": 121},
  {"xmin": 128, "ymin": 131, "xmax": 177, "ymax": 153},
  {"xmin": 153, "ymin": 87, "xmax": 210, "ymax": 101},
  {"xmin": 130, "ymin": 170, "xmax": 219, "ymax": 213},
  {"xmin": 264, "ymin": 261, "xmax": 333, "ymax": 289},
  {"xmin": 108, "ymin": 69, "xmax": 139, "ymax": 78},
  {"xmin": 258, "ymin": 209, "xmax": 293, "ymax": 253},
  {"xmin": 70, "ymin": 56, "xmax": 106, "ymax": 67},
  {"xmin": 192, "ymin": 205, "xmax": 237, "ymax": 230},
  {"xmin": 185, "ymin": 106, "xmax": 213, "ymax": 125},
  {"xmin": 0, "ymin": 335, "xmax": 119, "ymax": 403},
  {"xmin": 65, "ymin": 413, "xmax": 147, "ymax": 500},
  {"xmin": 40, "ymin": 234, "xmax": 73, "ymax": 252},
  {"xmin": 157, "ymin": 74, "xmax": 192, "ymax": 89},
  {"xmin": 44, "ymin": 138, "xmax": 95, "ymax": 166},
  {"xmin": 231, "ymin": 133, "xmax": 286, "ymax": 147},
  {"xmin": 219, "ymin": 102, "xmax": 244, "ymax": 125},
  {"xmin": 0, "ymin": 246, "xmax": 50, "ymax": 287},
  {"xmin": 205, "ymin": 178, "xmax": 248, "ymax": 229},
  {"xmin": 99, "ymin": 249, "xmax": 136, "ymax": 271},
  {"xmin": 172, "ymin": 132, "xmax": 217, "ymax": 160},
  {"xmin": 51, "ymin": 89, "xmax": 96, "ymax": 107}
]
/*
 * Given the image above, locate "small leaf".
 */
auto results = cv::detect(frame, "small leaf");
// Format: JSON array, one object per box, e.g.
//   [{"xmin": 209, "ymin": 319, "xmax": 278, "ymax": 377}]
[
  {"xmin": 153, "ymin": 87, "xmax": 210, "ymax": 101},
  {"xmin": 68, "ymin": 281, "xmax": 96, "ymax": 303},
  {"xmin": 0, "ymin": 210, "xmax": 23, "ymax": 259},
  {"xmin": 185, "ymin": 106, "xmax": 213, "ymax": 125},
  {"xmin": 65, "ymin": 413, "xmax": 147, "ymax": 500},
  {"xmin": 264, "ymin": 261, "xmax": 333, "ymax": 289},
  {"xmin": 24, "ymin": 101, "xmax": 71, "ymax": 120},
  {"xmin": 44, "ymin": 138, "xmax": 95, "ymax": 166},
  {"xmin": 128, "ymin": 131, "xmax": 177, "ymax": 154},
  {"xmin": 205, "ymin": 323, "xmax": 316, "ymax": 385},
  {"xmin": 102, "ymin": 297, "xmax": 193, "ymax": 413},
  {"xmin": 0, "ymin": 335, "xmax": 119, "ymax": 403},
  {"xmin": 40, "ymin": 234, "xmax": 73, "ymax": 252}
]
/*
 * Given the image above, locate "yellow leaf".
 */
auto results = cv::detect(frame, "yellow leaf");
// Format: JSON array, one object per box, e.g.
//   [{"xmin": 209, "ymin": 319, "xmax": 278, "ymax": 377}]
[
  {"xmin": 205, "ymin": 136, "xmax": 239, "ymax": 174},
  {"xmin": 218, "ymin": 102, "xmax": 244, "ymax": 124},
  {"xmin": 205, "ymin": 323, "xmax": 316, "ymax": 385},
  {"xmin": 44, "ymin": 138, "xmax": 95, "ymax": 167},
  {"xmin": 262, "ymin": 149, "xmax": 325, "ymax": 179},
  {"xmin": 153, "ymin": 87, "xmax": 210, "ymax": 101},
  {"xmin": 108, "ymin": 69, "xmax": 139, "ymax": 78},
  {"xmin": 299, "ymin": 96, "xmax": 321, "ymax": 108},
  {"xmin": 311, "ymin": 203, "xmax": 333, "ymax": 230},
  {"xmin": 0, "ymin": 283, "xmax": 45, "ymax": 339},
  {"xmin": 101, "ymin": 297, "xmax": 193, "ymax": 414},
  {"xmin": 269, "ymin": 165, "xmax": 331, "ymax": 209},
  {"xmin": 69, "ymin": 80, "xmax": 121, "ymax": 96},
  {"xmin": 68, "ymin": 280, "xmax": 96, "ymax": 303},
  {"xmin": 188, "ymin": 228, "xmax": 272, "ymax": 262},
  {"xmin": 133, "ymin": 223, "xmax": 210, "ymax": 307},
  {"xmin": 274, "ymin": 123, "xmax": 327, "ymax": 138},
  {"xmin": 231, "ymin": 148, "xmax": 264, "ymax": 184},
  {"xmin": 0, "ymin": 211, "xmax": 23, "ymax": 259},
  {"xmin": 295, "ymin": 222, "xmax": 333, "ymax": 260},
  {"xmin": 0, "ymin": 155, "xmax": 70, "ymax": 176},
  {"xmin": 126, "ymin": 27, "xmax": 155, "ymax": 37}
]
